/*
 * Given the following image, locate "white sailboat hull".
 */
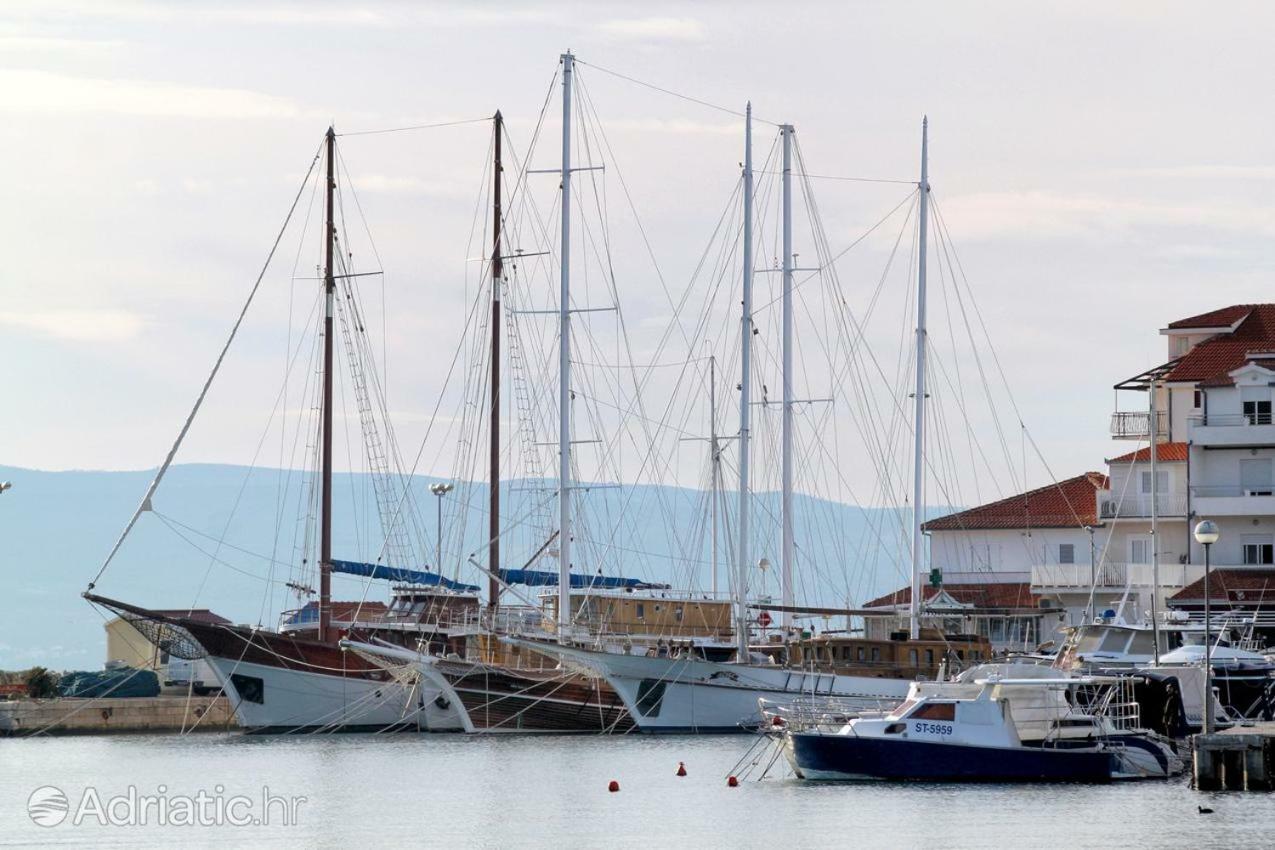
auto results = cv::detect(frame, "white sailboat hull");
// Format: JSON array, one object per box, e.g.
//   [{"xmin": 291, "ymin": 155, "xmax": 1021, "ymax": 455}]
[
  {"xmin": 206, "ymin": 656, "xmax": 461, "ymax": 732},
  {"xmin": 509, "ymin": 640, "xmax": 912, "ymax": 732}
]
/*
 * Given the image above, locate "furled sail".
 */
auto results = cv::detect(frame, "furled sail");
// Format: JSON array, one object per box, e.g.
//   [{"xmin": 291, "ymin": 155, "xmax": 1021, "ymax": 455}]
[
  {"xmin": 331, "ymin": 559, "xmax": 480, "ymax": 592},
  {"xmin": 497, "ymin": 569, "xmax": 667, "ymax": 590}
]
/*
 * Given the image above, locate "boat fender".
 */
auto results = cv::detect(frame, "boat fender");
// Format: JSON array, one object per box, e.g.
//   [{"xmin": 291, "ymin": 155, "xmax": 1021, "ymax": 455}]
[
  {"xmin": 676, "ymin": 762, "xmax": 687, "ymax": 777},
  {"xmin": 608, "ymin": 780, "xmax": 620, "ymax": 793},
  {"xmin": 727, "ymin": 776, "xmax": 739, "ymax": 787}
]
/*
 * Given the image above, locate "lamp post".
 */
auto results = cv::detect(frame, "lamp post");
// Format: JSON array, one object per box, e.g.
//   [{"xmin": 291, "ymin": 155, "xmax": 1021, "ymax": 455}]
[
  {"xmin": 1193, "ymin": 519, "xmax": 1220, "ymax": 734},
  {"xmin": 430, "ymin": 482, "xmax": 454, "ymax": 571}
]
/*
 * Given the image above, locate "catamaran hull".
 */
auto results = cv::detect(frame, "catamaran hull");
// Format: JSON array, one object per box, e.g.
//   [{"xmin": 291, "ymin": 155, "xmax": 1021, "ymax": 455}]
[
  {"xmin": 788, "ymin": 732, "xmax": 1116, "ymax": 783},
  {"xmin": 510, "ymin": 641, "xmax": 912, "ymax": 732}
]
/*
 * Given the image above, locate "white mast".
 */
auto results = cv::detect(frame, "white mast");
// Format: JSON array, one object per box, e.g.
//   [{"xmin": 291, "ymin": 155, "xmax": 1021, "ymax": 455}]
[
  {"xmin": 736, "ymin": 102, "xmax": 754, "ymax": 661},
  {"xmin": 557, "ymin": 52, "xmax": 574, "ymax": 642},
  {"xmin": 909, "ymin": 117, "xmax": 930, "ymax": 641},
  {"xmin": 780, "ymin": 123, "xmax": 795, "ymax": 632},
  {"xmin": 710, "ymin": 354, "xmax": 719, "ymax": 598}
]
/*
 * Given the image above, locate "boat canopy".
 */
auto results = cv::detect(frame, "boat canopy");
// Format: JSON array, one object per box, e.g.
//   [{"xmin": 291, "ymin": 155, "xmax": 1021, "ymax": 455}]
[
  {"xmin": 331, "ymin": 559, "xmax": 480, "ymax": 592},
  {"xmin": 498, "ymin": 569, "xmax": 668, "ymax": 590}
]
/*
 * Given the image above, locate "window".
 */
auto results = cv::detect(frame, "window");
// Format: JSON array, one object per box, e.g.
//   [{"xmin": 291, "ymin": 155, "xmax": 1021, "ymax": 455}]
[
  {"xmin": 1130, "ymin": 538, "xmax": 1150, "ymax": 565},
  {"xmin": 870, "ymin": 647, "xmax": 881, "ymax": 663},
  {"xmin": 1141, "ymin": 470, "xmax": 1169, "ymax": 493},
  {"xmin": 1240, "ymin": 458, "xmax": 1274, "ymax": 496},
  {"xmin": 1059, "ymin": 543, "xmax": 1075, "ymax": 564},
  {"xmin": 1243, "ymin": 389, "xmax": 1273, "ymax": 425},
  {"xmin": 925, "ymin": 649, "xmax": 934, "ymax": 665},
  {"xmin": 1194, "ymin": 390, "xmax": 1203, "ymax": 410},
  {"xmin": 911, "ymin": 702, "xmax": 956, "ymax": 721},
  {"xmin": 674, "ymin": 606, "xmax": 684, "ymax": 622},
  {"xmin": 1242, "ymin": 535, "xmax": 1275, "ymax": 565},
  {"xmin": 908, "ymin": 649, "xmax": 919, "ymax": 666},
  {"xmin": 857, "ymin": 647, "xmax": 865, "ymax": 661},
  {"xmin": 636, "ymin": 603, "xmax": 645, "ymax": 620}
]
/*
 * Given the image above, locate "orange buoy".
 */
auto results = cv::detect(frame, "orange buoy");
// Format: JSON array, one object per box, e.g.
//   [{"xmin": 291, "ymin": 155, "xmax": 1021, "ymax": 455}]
[
  {"xmin": 727, "ymin": 776, "xmax": 739, "ymax": 787},
  {"xmin": 676, "ymin": 761, "xmax": 687, "ymax": 777},
  {"xmin": 608, "ymin": 780, "xmax": 620, "ymax": 793}
]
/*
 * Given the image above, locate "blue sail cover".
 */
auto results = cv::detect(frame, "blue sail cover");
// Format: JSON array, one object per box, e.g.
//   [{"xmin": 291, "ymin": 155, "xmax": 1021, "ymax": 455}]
[
  {"xmin": 498, "ymin": 569, "xmax": 667, "ymax": 590},
  {"xmin": 331, "ymin": 559, "xmax": 480, "ymax": 592}
]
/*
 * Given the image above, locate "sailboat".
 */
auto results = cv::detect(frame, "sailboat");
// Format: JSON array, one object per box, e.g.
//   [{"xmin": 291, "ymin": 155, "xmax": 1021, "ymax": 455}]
[
  {"xmin": 514, "ymin": 115, "xmax": 991, "ymax": 731},
  {"xmin": 85, "ymin": 125, "xmax": 485, "ymax": 733},
  {"xmin": 344, "ymin": 53, "xmax": 754, "ymax": 732}
]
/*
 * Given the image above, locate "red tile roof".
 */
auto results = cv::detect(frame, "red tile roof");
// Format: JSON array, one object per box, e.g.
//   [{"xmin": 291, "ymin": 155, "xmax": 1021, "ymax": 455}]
[
  {"xmin": 864, "ymin": 582, "xmax": 1041, "ymax": 610},
  {"xmin": 1164, "ymin": 305, "xmax": 1275, "ymax": 385},
  {"xmin": 921, "ymin": 472, "xmax": 1106, "ymax": 531},
  {"xmin": 1166, "ymin": 305, "xmax": 1255, "ymax": 330},
  {"xmin": 1108, "ymin": 442, "xmax": 1188, "ymax": 464},
  {"xmin": 1169, "ymin": 569, "xmax": 1275, "ymax": 604}
]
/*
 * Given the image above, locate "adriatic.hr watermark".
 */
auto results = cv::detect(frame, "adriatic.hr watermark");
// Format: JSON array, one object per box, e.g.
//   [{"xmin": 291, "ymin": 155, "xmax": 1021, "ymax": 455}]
[{"xmin": 27, "ymin": 784, "xmax": 306, "ymax": 828}]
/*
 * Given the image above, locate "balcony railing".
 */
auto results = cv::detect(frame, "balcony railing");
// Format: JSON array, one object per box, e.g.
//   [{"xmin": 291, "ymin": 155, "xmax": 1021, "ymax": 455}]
[
  {"xmin": 1032, "ymin": 562, "xmax": 1128, "ymax": 588},
  {"xmin": 1191, "ymin": 484, "xmax": 1275, "ymax": 498},
  {"xmin": 1190, "ymin": 413, "xmax": 1274, "ymax": 427},
  {"xmin": 1098, "ymin": 493, "xmax": 1188, "ymax": 518},
  {"xmin": 1111, "ymin": 410, "xmax": 1167, "ymax": 440}
]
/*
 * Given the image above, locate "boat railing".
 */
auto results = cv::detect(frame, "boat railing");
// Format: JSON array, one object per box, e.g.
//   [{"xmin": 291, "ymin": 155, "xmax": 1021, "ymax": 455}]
[
  {"xmin": 758, "ymin": 695, "xmax": 898, "ymax": 733},
  {"xmin": 1086, "ymin": 678, "xmax": 1142, "ymax": 731}
]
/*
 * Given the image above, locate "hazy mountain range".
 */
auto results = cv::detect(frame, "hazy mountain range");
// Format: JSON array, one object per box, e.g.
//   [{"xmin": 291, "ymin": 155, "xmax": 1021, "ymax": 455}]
[{"xmin": 0, "ymin": 463, "xmax": 942, "ymax": 670}]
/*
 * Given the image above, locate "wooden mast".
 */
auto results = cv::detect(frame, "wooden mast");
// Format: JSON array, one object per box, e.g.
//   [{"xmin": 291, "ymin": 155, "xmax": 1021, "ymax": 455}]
[
  {"xmin": 318, "ymin": 126, "xmax": 336, "ymax": 643},
  {"xmin": 489, "ymin": 111, "xmax": 504, "ymax": 613}
]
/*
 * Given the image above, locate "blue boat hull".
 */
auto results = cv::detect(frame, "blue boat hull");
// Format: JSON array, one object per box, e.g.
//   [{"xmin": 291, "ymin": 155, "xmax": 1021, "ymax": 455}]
[{"xmin": 790, "ymin": 733, "xmax": 1116, "ymax": 783}]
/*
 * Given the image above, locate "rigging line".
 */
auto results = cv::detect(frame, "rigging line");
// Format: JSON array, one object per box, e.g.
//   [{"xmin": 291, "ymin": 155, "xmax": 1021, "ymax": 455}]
[
  {"xmin": 755, "ymin": 169, "xmax": 916, "ymax": 185},
  {"xmin": 572, "ymin": 57, "xmax": 778, "ymax": 126},
  {"xmin": 751, "ymin": 188, "xmax": 918, "ymax": 314},
  {"xmin": 86, "ymin": 137, "xmax": 324, "ymax": 592},
  {"xmin": 337, "ymin": 116, "xmax": 492, "ymax": 137}
]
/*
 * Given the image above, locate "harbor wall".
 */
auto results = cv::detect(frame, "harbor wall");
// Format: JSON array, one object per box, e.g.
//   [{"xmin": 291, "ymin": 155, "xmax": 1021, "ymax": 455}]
[{"xmin": 0, "ymin": 695, "xmax": 237, "ymax": 736}]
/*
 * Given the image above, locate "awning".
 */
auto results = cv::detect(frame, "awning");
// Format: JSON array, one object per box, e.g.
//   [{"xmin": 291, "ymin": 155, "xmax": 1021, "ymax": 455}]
[{"xmin": 331, "ymin": 559, "xmax": 480, "ymax": 592}]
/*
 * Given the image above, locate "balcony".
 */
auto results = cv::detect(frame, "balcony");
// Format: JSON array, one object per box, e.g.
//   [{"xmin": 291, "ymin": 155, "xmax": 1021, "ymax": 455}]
[
  {"xmin": 1098, "ymin": 492, "xmax": 1188, "ymax": 519},
  {"xmin": 1032, "ymin": 562, "xmax": 1127, "ymax": 589},
  {"xmin": 1031, "ymin": 562, "xmax": 1205, "ymax": 591},
  {"xmin": 1191, "ymin": 484, "xmax": 1275, "ymax": 517},
  {"xmin": 1188, "ymin": 413, "xmax": 1275, "ymax": 448},
  {"xmin": 1111, "ymin": 410, "xmax": 1167, "ymax": 440}
]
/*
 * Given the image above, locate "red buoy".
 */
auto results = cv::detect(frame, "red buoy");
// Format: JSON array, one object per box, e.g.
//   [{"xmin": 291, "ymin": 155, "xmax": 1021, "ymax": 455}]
[
  {"xmin": 676, "ymin": 761, "xmax": 687, "ymax": 777},
  {"xmin": 727, "ymin": 775, "xmax": 739, "ymax": 787},
  {"xmin": 608, "ymin": 780, "xmax": 620, "ymax": 793},
  {"xmin": 771, "ymin": 715, "xmax": 786, "ymax": 726}
]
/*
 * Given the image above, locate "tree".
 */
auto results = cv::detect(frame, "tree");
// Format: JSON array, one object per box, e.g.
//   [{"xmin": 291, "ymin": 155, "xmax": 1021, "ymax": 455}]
[{"xmin": 24, "ymin": 667, "xmax": 58, "ymax": 699}]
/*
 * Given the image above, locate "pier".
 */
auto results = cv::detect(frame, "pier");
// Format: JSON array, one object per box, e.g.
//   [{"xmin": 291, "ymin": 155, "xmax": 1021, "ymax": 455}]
[
  {"xmin": 1193, "ymin": 724, "xmax": 1275, "ymax": 791},
  {"xmin": 0, "ymin": 696, "xmax": 236, "ymax": 736}
]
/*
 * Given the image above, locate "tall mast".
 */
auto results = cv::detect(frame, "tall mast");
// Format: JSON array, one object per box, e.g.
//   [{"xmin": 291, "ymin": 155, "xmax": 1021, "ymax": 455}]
[
  {"xmin": 780, "ymin": 123, "xmax": 795, "ymax": 632},
  {"xmin": 1149, "ymin": 380, "xmax": 1161, "ymax": 662},
  {"xmin": 909, "ymin": 117, "xmax": 930, "ymax": 640},
  {"xmin": 318, "ymin": 126, "xmax": 336, "ymax": 643},
  {"xmin": 488, "ymin": 110, "xmax": 504, "ymax": 613},
  {"xmin": 736, "ymin": 103, "xmax": 754, "ymax": 661},
  {"xmin": 710, "ymin": 355, "xmax": 719, "ymax": 597},
  {"xmin": 557, "ymin": 53, "xmax": 574, "ymax": 641}
]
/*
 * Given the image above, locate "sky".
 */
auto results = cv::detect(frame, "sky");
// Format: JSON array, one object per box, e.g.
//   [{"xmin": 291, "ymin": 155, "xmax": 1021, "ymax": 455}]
[{"xmin": 3, "ymin": 0, "xmax": 1274, "ymax": 506}]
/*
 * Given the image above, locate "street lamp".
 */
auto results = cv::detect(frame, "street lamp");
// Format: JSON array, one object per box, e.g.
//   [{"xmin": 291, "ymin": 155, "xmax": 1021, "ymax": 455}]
[
  {"xmin": 1193, "ymin": 519, "xmax": 1220, "ymax": 734},
  {"xmin": 430, "ymin": 482, "xmax": 454, "ymax": 571}
]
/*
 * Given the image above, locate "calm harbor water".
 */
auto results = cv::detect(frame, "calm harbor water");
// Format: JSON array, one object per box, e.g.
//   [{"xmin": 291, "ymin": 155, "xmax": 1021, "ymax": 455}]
[{"xmin": 1, "ymin": 732, "xmax": 1271, "ymax": 848}]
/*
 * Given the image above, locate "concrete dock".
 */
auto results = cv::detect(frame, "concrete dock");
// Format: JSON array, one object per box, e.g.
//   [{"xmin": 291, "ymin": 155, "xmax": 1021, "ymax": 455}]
[
  {"xmin": 1193, "ymin": 722, "xmax": 1275, "ymax": 791},
  {"xmin": 0, "ymin": 695, "xmax": 237, "ymax": 736}
]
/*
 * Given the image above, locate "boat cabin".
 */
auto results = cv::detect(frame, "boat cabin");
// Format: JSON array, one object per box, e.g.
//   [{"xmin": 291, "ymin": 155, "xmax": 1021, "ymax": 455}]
[
  {"xmin": 540, "ymin": 592, "xmax": 735, "ymax": 641},
  {"xmin": 782, "ymin": 628, "xmax": 992, "ymax": 679}
]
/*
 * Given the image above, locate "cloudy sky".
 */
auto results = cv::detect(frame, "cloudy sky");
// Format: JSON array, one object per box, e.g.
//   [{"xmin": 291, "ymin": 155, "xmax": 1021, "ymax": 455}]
[{"xmin": 3, "ymin": 1, "xmax": 1273, "ymax": 502}]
